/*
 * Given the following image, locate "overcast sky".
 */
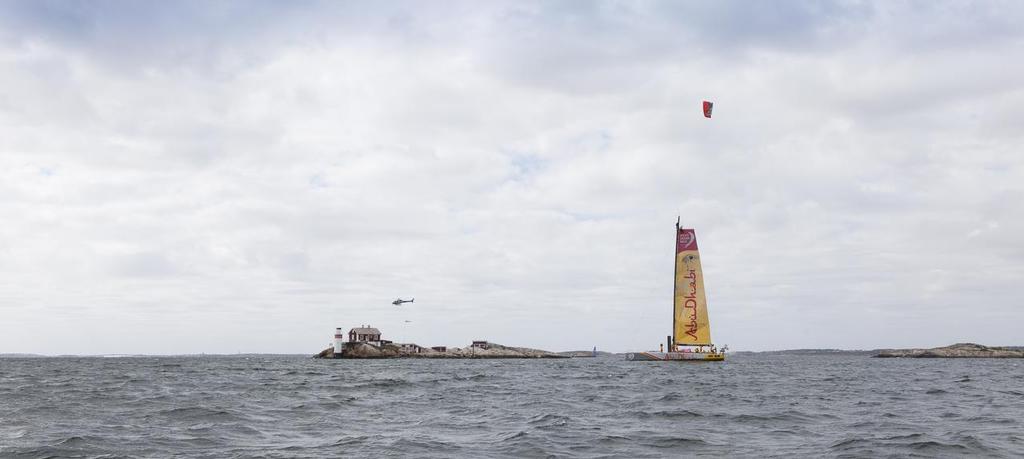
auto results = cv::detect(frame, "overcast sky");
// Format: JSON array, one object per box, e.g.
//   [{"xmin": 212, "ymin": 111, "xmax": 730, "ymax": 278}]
[{"xmin": 2, "ymin": 1, "xmax": 1022, "ymax": 355}]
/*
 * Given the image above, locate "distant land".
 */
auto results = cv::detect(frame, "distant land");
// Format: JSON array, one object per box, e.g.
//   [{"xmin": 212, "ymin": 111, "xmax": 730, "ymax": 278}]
[
  {"xmin": 0, "ymin": 353, "xmax": 312, "ymax": 358},
  {"xmin": 732, "ymin": 349, "xmax": 877, "ymax": 356},
  {"xmin": 733, "ymin": 343, "xmax": 1024, "ymax": 358},
  {"xmin": 317, "ymin": 341, "xmax": 568, "ymax": 359},
  {"xmin": 7, "ymin": 344, "xmax": 1023, "ymax": 359},
  {"xmin": 875, "ymin": 343, "xmax": 1024, "ymax": 358},
  {"xmin": 556, "ymin": 350, "xmax": 617, "ymax": 358}
]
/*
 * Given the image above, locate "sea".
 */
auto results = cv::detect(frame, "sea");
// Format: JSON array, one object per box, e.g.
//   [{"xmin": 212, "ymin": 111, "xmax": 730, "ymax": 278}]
[{"xmin": 1, "ymin": 353, "xmax": 1022, "ymax": 458}]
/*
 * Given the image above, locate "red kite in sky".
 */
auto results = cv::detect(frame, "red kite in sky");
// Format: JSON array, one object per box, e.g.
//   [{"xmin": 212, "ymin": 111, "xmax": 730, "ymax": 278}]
[{"xmin": 703, "ymin": 100, "xmax": 713, "ymax": 118}]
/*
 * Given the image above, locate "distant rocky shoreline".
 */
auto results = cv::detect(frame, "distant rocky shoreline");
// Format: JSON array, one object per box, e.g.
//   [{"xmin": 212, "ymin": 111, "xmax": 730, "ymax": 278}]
[
  {"xmin": 874, "ymin": 343, "xmax": 1024, "ymax": 358},
  {"xmin": 312, "ymin": 341, "xmax": 1024, "ymax": 360},
  {"xmin": 555, "ymin": 350, "xmax": 615, "ymax": 358},
  {"xmin": 316, "ymin": 341, "xmax": 568, "ymax": 359}
]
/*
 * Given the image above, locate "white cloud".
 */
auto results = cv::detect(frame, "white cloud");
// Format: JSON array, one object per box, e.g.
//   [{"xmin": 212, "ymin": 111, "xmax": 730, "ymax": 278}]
[{"xmin": 1, "ymin": 1, "xmax": 1022, "ymax": 354}]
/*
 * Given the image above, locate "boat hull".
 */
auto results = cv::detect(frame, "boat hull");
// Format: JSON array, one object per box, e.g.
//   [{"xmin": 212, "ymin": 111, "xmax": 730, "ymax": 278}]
[{"xmin": 625, "ymin": 351, "xmax": 725, "ymax": 361}]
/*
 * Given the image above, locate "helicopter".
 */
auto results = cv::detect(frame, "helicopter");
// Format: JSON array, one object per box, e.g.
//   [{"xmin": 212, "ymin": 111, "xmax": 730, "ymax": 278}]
[{"xmin": 391, "ymin": 297, "xmax": 414, "ymax": 306}]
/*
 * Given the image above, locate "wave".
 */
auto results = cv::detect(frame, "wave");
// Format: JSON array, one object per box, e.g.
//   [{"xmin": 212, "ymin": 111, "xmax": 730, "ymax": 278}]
[
  {"xmin": 831, "ymin": 433, "xmax": 997, "ymax": 456},
  {"xmin": 284, "ymin": 370, "xmax": 327, "ymax": 376},
  {"xmin": 351, "ymin": 378, "xmax": 412, "ymax": 389},
  {"xmin": 646, "ymin": 436, "xmax": 710, "ymax": 448},
  {"xmin": 332, "ymin": 435, "xmax": 370, "ymax": 446},
  {"xmin": 635, "ymin": 409, "xmax": 704, "ymax": 419},
  {"xmin": 527, "ymin": 413, "xmax": 570, "ymax": 427},
  {"xmin": 53, "ymin": 435, "xmax": 96, "ymax": 446},
  {"xmin": 152, "ymin": 406, "xmax": 241, "ymax": 422}
]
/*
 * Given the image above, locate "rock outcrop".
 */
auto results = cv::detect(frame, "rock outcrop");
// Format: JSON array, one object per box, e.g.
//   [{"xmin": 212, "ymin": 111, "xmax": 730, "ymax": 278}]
[
  {"xmin": 874, "ymin": 343, "xmax": 1024, "ymax": 358},
  {"xmin": 315, "ymin": 342, "xmax": 567, "ymax": 359}
]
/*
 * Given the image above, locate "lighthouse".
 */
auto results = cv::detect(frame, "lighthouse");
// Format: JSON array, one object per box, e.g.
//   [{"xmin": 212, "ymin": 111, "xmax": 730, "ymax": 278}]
[{"xmin": 333, "ymin": 327, "xmax": 344, "ymax": 355}]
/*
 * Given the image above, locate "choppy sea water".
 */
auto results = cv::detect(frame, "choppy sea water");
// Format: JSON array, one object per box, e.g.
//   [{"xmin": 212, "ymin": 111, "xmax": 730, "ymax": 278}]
[{"xmin": 1, "ymin": 354, "xmax": 1022, "ymax": 457}]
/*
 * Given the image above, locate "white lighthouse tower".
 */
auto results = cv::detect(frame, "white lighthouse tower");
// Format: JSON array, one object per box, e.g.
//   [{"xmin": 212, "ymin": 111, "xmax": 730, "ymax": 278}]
[{"xmin": 333, "ymin": 327, "xmax": 345, "ymax": 355}]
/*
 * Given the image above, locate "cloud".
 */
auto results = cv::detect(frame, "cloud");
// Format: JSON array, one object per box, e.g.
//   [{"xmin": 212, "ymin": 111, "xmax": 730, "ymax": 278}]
[
  {"xmin": 1, "ymin": 1, "xmax": 1022, "ymax": 354},
  {"xmin": 108, "ymin": 252, "xmax": 179, "ymax": 278}
]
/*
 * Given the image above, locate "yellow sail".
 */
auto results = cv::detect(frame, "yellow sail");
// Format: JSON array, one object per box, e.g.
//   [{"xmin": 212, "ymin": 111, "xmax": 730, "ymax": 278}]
[{"xmin": 673, "ymin": 228, "xmax": 712, "ymax": 346}]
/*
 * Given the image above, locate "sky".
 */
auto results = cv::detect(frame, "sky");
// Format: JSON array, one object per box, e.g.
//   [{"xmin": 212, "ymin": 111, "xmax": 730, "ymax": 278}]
[{"xmin": 1, "ymin": 1, "xmax": 1022, "ymax": 355}]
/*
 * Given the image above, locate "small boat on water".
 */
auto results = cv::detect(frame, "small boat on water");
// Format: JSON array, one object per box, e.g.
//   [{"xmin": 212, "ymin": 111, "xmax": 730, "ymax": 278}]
[{"xmin": 626, "ymin": 219, "xmax": 725, "ymax": 362}]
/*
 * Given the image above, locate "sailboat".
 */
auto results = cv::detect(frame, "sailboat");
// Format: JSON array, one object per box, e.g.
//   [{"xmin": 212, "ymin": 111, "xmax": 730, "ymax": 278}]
[{"xmin": 626, "ymin": 219, "xmax": 726, "ymax": 362}]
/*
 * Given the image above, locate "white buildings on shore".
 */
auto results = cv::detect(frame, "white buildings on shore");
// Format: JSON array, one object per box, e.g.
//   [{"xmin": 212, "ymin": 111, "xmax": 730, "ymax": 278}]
[
  {"xmin": 348, "ymin": 325, "xmax": 383, "ymax": 345},
  {"xmin": 327, "ymin": 325, "xmax": 429, "ymax": 355}
]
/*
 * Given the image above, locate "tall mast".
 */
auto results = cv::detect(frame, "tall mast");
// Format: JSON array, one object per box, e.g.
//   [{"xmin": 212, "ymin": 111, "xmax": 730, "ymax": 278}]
[{"xmin": 671, "ymin": 216, "xmax": 680, "ymax": 350}]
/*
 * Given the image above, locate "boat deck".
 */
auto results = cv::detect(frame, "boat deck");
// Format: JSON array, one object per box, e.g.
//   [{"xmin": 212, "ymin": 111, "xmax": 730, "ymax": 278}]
[{"xmin": 625, "ymin": 351, "xmax": 724, "ymax": 361}]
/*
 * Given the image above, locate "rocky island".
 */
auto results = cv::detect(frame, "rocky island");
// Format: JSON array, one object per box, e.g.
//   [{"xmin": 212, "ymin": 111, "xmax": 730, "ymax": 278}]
[
  {"xmin": 316, "ymin": 341, "xmax": 566, "ymax": 359},
  {"xmin": 317, "ymin": 325, "xmax": 567, "ymax": 359},
  {"xmin": 874, "ymin": 343, "xmax": 1024, "ymax": 358}
]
